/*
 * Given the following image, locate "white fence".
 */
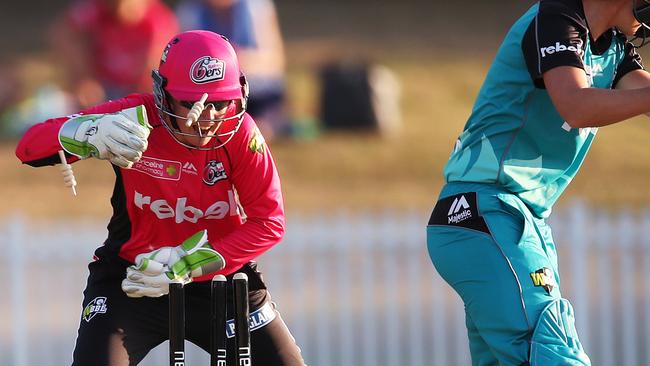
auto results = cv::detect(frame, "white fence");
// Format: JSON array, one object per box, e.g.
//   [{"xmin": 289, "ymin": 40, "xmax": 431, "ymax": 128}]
[{"xmin": 1, "ymin": 203, "xmax": 650, "ymax": 365}]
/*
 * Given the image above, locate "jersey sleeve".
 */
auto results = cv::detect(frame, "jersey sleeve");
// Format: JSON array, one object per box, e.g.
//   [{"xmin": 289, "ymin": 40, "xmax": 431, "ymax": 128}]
[
  {"xmin": 15, "ymin": 94, "xmax": 157, "ymax": 167},
  {"xmin": 522, "ymin": 6, "xmax": 587, "ymax": 86},
  {"xmin": 612, "ymin": 40, "xmax": 645, "ymax": 87},
  {"xmin": 210, "ymin": 116, "xmax": 285, "ymax": 273}
]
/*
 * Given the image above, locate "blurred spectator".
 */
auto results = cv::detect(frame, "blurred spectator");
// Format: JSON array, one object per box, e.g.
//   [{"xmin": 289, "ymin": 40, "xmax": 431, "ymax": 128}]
[
  {"xmin": 176, "ymin": 0, "xmax": 289, "ymax": 140},
  {"xmin": 0, "ymin": 59, "xmax": 75, "ymax": 139},
  {"xmin": 50, "ymin": 0, "xmax": 179, "ymax": 108}
]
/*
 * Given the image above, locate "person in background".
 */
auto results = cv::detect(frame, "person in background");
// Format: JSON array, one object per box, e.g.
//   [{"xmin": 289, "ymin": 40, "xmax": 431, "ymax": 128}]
[
  {"xmin": 16, "ymin": 30, "xmax": 304, "ymax": 366},
  {"xmin": 176, "ymin": 0, "xmax": 289, "ymax": 140},
  {"xmin": 50, "ymin": 0, "xmax": 179, "ymax": 108},
  {"xmin": 426, "ymin": 0, "xmax": 650, "ymax": 365}
]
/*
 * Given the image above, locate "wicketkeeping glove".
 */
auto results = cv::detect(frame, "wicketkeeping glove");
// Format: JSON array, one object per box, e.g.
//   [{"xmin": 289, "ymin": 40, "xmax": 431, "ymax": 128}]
[
  {"xmin": 121, "ymin": 230, "xmax": 226, "ymax": 298},
  {"xmin": 59, "ymin": 105, "xmax": 152, "ymax": 168}
]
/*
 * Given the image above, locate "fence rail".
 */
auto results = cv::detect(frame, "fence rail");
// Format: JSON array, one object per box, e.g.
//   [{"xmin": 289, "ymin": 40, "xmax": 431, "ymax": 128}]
[{"xmin": 1, "ymin": 203, "xmax": 650, "ymax": 365}]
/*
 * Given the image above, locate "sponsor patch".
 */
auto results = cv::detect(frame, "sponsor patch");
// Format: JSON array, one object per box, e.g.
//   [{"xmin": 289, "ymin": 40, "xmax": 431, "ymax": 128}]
[
  {"xmin": 530, "ymin": 267, "xmax": 557, "ymax": 295},
  {"xmin": 225, "ymin": 302, "xmax": 276, "ymax": 338},
  {"xmin": 160, "ymin": 37, "xmax": 179, "ymax": 64},
  {"xmin": 428, "ymin": 192, "xmax": 489, "ymax": 234},
  {"xmin": 248, "ymin": 127, "xmax": 266, "ymax": 154},
  {"xmin": 203, "ymin": 160, "xmax": 228, "ymax": 185},
  {"xmin": 132, "ymin": 156, "xmax": 181, "ymax": 181},
  {"xmin": 83, "ymin": 296, "xmax": 107, "ymax": 322}
]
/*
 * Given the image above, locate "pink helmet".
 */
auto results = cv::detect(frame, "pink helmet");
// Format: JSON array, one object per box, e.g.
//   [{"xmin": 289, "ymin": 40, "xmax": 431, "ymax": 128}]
[{"xmin": 152, "ymin": 30, "xmax": 249, "ymax": 149}]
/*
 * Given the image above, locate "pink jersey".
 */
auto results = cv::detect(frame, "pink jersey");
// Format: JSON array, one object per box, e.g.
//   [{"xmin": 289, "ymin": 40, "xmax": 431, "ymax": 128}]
[{"xmin": 16, "ymin": 94, "xmax": 285, "ymax": 280}]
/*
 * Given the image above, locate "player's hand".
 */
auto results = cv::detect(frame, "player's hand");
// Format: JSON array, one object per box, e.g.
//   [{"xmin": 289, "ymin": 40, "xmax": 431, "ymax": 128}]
[
  {"xmin": 135, "ymin": 230, "xmax": 225, "ymax": 279},
  {"xmin": 59, "ymin": 105, "xmax": 152, "ymax": 168},
  {"xmin": 121, "ymin": 230, "xmax": 225, "ymax": 298},
  {"xmin": 121, "ymin": 265, "xmax": 186, "ymax": 298}
]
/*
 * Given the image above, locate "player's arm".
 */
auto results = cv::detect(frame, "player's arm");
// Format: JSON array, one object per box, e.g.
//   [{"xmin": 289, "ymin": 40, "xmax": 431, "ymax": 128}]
[
  {"xmin": 16, "ymin": 98, "xmax": 151, "ymax": 168},
  {"xmin": 523, "ymin": 7, "xmax": 650, "ymax": 128},
  {"xmin": 544, "ymin": 66, "xmax": 650, "ymax": 128},
  {"xmin": 210, "ymin": 118, "xmax": 285, "ymax": 274}
]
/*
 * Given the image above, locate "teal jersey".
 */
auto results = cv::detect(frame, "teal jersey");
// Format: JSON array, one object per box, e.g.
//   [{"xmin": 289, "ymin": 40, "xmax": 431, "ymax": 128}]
[{"xmin": 443, "ymin": 0, "xmax": 643, "ymax": 217}]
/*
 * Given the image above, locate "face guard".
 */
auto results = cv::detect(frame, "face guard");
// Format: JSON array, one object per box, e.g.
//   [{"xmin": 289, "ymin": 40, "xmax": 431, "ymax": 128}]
[
  {"xmin": 152, "ymin": 31, "xmax": 249, "ymax": 150},
  {"xmin": 633, "ymin": 0, "xmax": 650, "ymax": 47}
]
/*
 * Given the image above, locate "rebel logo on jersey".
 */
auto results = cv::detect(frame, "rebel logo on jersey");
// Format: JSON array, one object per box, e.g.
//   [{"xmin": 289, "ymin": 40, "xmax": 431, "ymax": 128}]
[
  {"xmin": 134, "ymin": 190, "xmax": 238, "ymax": 223},
  {"xmin": 539, "ymin": 41, "xmax": 583, "ymax": 58},
  {"xmin": 190, "ymin": 56, "xmax": 226, "ymax": 84}
]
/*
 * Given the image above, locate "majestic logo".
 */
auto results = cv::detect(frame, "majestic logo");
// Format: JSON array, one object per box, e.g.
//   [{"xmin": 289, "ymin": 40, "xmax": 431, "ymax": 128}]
[
  {"xmin": 190, "ymin": 56, "xmax": 226, "ymax": 84},
  {"xmin": 132, "ymin": 156, "xmax": 182, "ymax": 180},
  {"xmin": 447, "ymin": 195, "xmax": 471, "ymax": 224},
  {"xmin": 540, "ymin": 41, "xmax": 583, "ymax": 58},
  {"xmin": 134, "ymin": 190, "xmax": 239, "ymax": 223},
  {"xmin": 248, "ymin": 127, "xmax": 266, "ymax": 154},
  {"xmin": 182, "ymin": 162, "xmax": 198, "ymax": 175},
  {"xmin": 83, "ymin": 297, "xmax": 107, "ymax": 322},
  {"xmin": 530, "ymin": 267, "xmax": 557, "ymax": 295},
  {"xmin": 203, "ymin": 160, "xmax": 228, "ymax": 185}
]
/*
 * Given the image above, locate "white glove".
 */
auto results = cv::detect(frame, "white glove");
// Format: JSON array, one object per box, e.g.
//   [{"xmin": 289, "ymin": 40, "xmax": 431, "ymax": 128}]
[
  {"xmin": 59, "ymin": 105, "xmax": 152, "ymax": 168},
  {"xmin": 121, "ymin": 230, "xmax": 226, "ymax": 298},
  {"xmin": 121, "ymin": 263, "xmax": 185, "ymax": 298}
]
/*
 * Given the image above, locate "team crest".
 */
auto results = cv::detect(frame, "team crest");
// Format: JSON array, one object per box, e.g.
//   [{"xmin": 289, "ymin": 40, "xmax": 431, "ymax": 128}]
[
  {"xmin": 530, "ymin": 267, "xmax": 557, "ymax": 295},
  {"xmin": 248, "ymin": 127, "xmax": 266, "ymax": 154},
  {"xmin": 83, "ymin": 297, "xmax": 108, "ymax": 322},
  {"xmin": 190, "ymin": 56, "xmax": 225, "ymax": 84},
  {"xmin": 203, "ymin": 160, "xmax": 228, "ymax": 185}
]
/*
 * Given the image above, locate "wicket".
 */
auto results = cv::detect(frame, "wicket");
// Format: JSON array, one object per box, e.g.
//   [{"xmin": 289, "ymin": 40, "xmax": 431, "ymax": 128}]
[
  {"xmin": 168, "ymin": 273, "xmax": 251, "ymax": 366},
  {"xmin": 211, "ymin": 275, "xmax": 227, "ymax": 366},
  {"xmin": 169, "ymin": 281, "xmax": 185, "ymax": 366},
  {"xmin": 233, "ymin": 273, "xmax": 251, "ymax": 366}
]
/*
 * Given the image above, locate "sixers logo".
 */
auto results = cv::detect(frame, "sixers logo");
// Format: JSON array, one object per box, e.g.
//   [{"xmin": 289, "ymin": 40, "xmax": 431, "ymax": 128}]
[
  {"xmin": 203, "ymin": 160, "xmax": 228, "ymax": 185},
  {"xmin": 190, "ymin": 56, "xmax": 226, "ymax": 84}
]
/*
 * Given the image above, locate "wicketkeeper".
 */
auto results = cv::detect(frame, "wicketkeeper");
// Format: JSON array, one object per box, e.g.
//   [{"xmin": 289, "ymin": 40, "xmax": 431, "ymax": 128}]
[{"xmin": 16, "ymin": 30, "xmax": 304, "ymax": 366}]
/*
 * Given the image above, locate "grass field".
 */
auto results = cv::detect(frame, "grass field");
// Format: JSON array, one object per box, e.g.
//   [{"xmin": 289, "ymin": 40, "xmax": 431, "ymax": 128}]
[{"xmin": 5, "ymin": 48, "xmax": 650, "ymax": 219}]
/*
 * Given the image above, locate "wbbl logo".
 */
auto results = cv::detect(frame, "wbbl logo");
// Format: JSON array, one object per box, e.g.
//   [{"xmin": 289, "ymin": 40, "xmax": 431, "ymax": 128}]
[
  {"xmin": 82, "ymin": 297, "xmax": 108, "ymax": 322},
  {"xmin": 530, "ymin": 267, "xmax": 557, "ymax": 295},
  {"xmin": 447, "ymin": 195, "xmax": 471, "ymax": 224}
]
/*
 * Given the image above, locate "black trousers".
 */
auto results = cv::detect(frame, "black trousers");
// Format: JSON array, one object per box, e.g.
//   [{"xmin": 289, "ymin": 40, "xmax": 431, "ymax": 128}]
[{"xmin": 72, "ymin": 260, "xmax": 305, "ymax": 366}]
